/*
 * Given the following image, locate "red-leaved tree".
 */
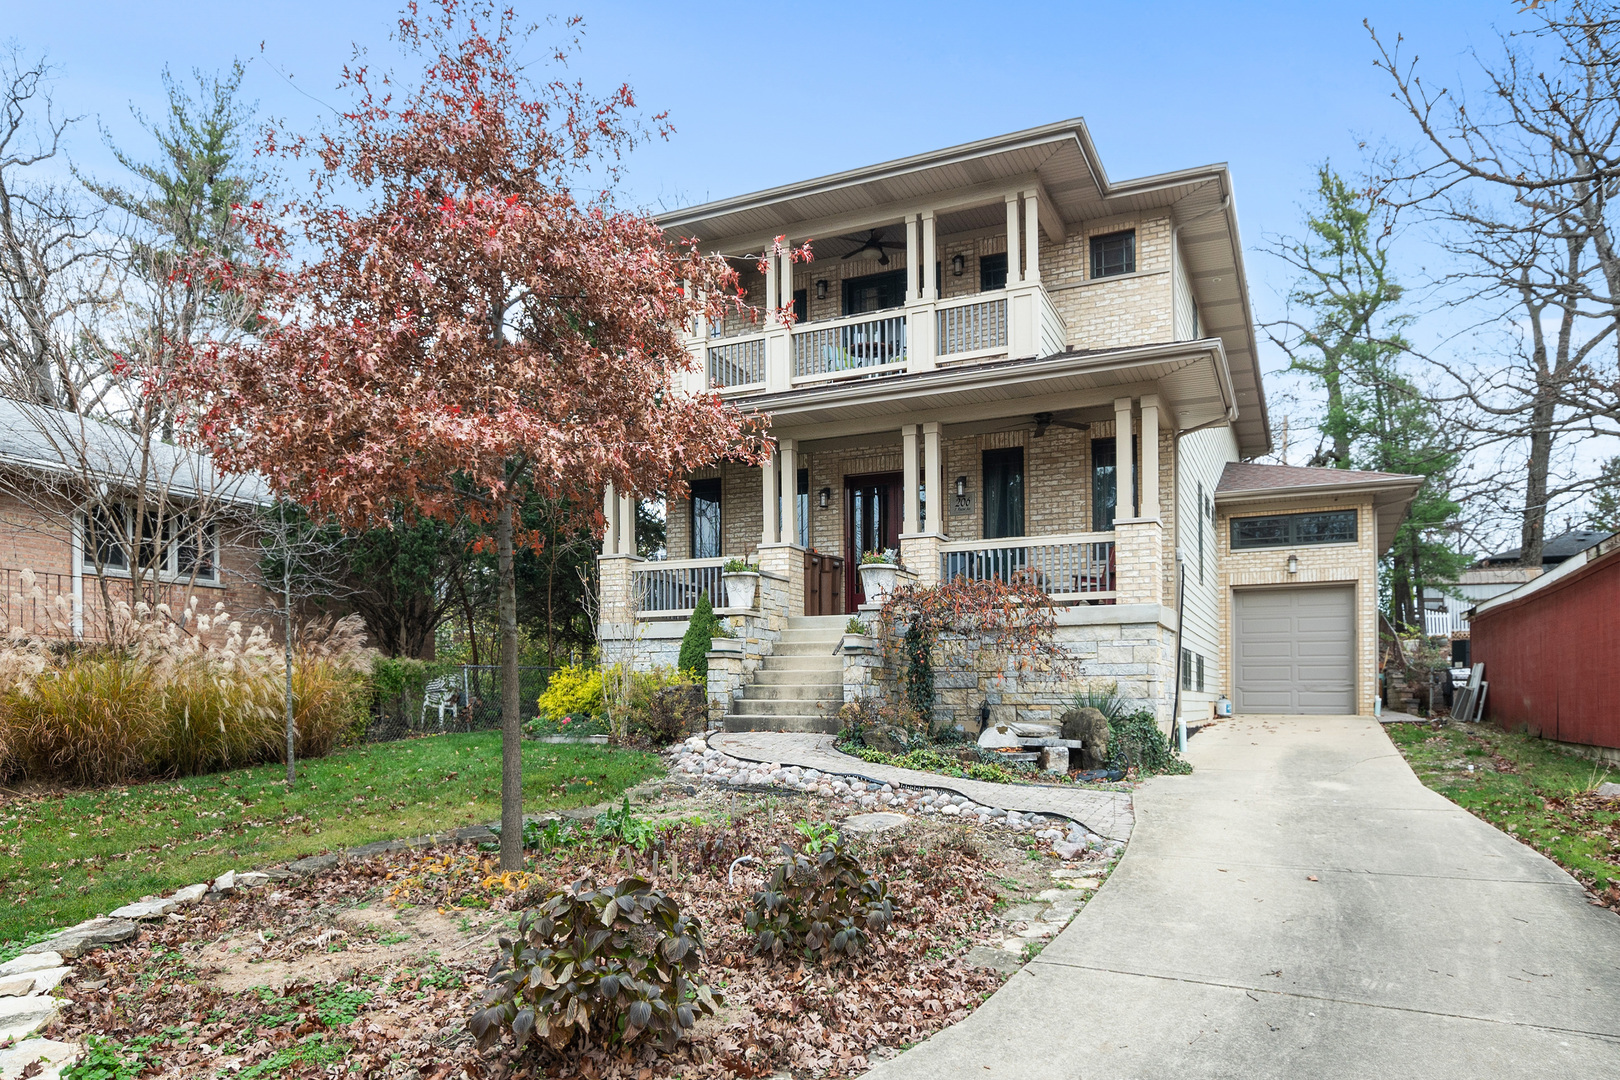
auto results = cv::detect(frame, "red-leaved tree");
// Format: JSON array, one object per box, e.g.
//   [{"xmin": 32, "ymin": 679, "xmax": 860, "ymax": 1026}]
[{"xmin": 172, "ymin": 2, "xmax": 766, "ymax": 869}]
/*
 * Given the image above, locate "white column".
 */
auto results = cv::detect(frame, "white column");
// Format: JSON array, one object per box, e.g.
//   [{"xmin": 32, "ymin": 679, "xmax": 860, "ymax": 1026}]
[
  {"xmin": 779, "ymin": 438, "xmax": 798, "ymax": 547},
  {"xmin": 1006, "ymin": 193, "xmax": 1023, "ymax": 286},
  {"xmin": 765, "ymin": 251, "xmax": 780, "ymax": 323},
  {"xmin": 603, "ymin": 482, "xmax": 619, "ymax": 556},
  {"xmin": 761, "ymin": 445, "xmax": 779, "ymax": 547},
  {"xmin": 905, "ymin": 216, "xmax": 920, "ymax": 302},
  {"xmin": 779, "ymin": 245, "xmax": 795, "ymax": 313},
  {"xmin": 902, "ymin": 424, "xmax": 920, "ymax": 535},
  {"xmin": 921, "ymin": 210, "xmax": 937, "ymax": 300},
  {"xmin": 617, "ymin": 494, "xmax": 636, "ymax": 556},
  {"xmin": 922, "ymin": 421, "xmax": 943, "ymax": 534},
  {"xmin": 1023, "ymin": 188, "xmax": 1040, "ymax": 284},
  {"xmin": 1140, "ymin": 395, "xmax": 1161, "ymax": 520},
  {"xmin": 1114, "ymin": 397, "xmax": 1135, "ymax": 520}
]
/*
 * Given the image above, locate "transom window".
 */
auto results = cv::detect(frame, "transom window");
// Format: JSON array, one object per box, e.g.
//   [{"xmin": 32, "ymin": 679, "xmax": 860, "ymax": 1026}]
[
  {"xmin": 1090, "ymin": 230, "xmax": 1136, "ymax": 279},
  {"xmin": 1229, "ymin": 510, "xmax": 1357, "ymax": 549}
]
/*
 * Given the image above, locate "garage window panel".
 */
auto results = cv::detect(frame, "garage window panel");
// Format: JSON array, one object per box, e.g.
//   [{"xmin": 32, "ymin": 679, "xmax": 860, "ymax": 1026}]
[{"xmin": 1230, "ymin": 510, "xmax": 1356, "ymax": 550}]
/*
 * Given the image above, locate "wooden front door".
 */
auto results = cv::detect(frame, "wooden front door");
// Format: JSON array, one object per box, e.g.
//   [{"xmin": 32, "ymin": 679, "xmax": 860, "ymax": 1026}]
[{"xmin": 844, "ymin": 471, "xmax": 903, "ymax": 612}]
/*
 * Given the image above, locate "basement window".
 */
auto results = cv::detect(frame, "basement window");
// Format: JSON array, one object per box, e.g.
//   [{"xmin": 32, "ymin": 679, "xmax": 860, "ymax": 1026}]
[{"xmin": 1229, "ymin": 510, "xmax": 1357, "ymax": 549}]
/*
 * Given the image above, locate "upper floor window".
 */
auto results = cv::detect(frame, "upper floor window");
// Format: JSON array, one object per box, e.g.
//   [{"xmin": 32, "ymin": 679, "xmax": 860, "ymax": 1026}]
[
  {"xmin": 82, "ymin": 505, "xmax": 219, "ymax": 582},
  {"xmin": 1090, "ymin": 230, "xmax": 1136, "ymax": 279},
  {"xmin": 1229, "ymin": 510, "xmax": 1357, "ymax": 550},
  {"xmin": 979, "ymin": 252, "xmax": 1008, "ymax": 292}
]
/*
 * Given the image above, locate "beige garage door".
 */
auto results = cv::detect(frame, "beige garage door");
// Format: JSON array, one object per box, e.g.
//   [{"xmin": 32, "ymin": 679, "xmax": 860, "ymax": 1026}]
[{"xmin": 1233, "ymin": 586, "xmax": 1355, "ymax": 714}]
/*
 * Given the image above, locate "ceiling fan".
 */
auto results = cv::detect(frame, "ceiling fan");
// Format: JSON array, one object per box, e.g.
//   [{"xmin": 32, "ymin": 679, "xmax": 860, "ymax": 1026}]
[
  {"xmin": 1032, "ymin": 412, "xmax": 1092, "ymax": 438},
  {"xmin": 842, "ymin": 229, "xmax": 904, "ymax": 266}
]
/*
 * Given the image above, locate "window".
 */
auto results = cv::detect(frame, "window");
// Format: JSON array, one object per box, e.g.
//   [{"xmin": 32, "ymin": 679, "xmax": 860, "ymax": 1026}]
[
  {"xmin": 690, "ymin": 478, "xmax": 722, "ymax": 559},
  {"xmin": 983, "ymin": 448, "xmax": 1025, "ymax": 540},
  {"xmin": 841, "ymin": 269, "xmax": 908, "ymax": 315},
  {"xmin": 1229, "ymin": 510, "xmax": 1357, "ymax": 549},
  {"xmin": 1196, "ymin": 653, "xmax": 1205, "ymax": 693},
  {"xmin": 796, "ymin": 468, "xmax": 809, "ymax": 548},
  {"xmin": 979, "ymin": 252, "xmax": 1008, "ymax": 292},
  {"xmin": 792, "ymin": 288, "xmax": 808, "ymax": 324},
  {"xmin": 1181, "ymin": 648, "xmax": 1193, "ymax": 691},
  {"xmin": 1090, "ymin": 230, "xmax": 1136, "ymax": 279},
  {"xmin": 1090, "ymin": 437, "xmax": 1139, "ymax": 531},
  {"xmin": 81, "ymin": 505, "xmax": 218, "ymax": 581}
]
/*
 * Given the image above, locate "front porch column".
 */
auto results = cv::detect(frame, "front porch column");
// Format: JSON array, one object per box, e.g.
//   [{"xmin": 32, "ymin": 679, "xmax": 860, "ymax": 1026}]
[
  {"xmin": 905, "ymin": 215, "xmax": 921, "ymax": 302},
  {"xmin": 617, "ymin": 494, "xmax": 636, "ymax": 556},
  {"xmin": 779, "ymin": 438, "xmax": 798, "ymax": 548},
  {"xmin": 922, "ymin": 421, "xmax": 943, "ymax": 535},
  {"xmin": 760, "ymin": 444, "xmax": 779, "ymax": 548},
  {"xmin": 1023, "ymin": 188, "xmax": 1041, "ymax": 283},
  {"xmin": 765, "ymin": 249, "xmax": 780, "ymax": 323},
  {"xmin": 1140, "ymin": 394, "xmax": 1162, "ymax": 520},
  {"xmin": 1114, "ymin": 396, "xmax": 1136, "ymax": 519},
  {"xmin": 921, "ymin": 210, "xmax": 938, "ymax": 300},
  {"xmin": 902, "ymin": 424, "xmax": 920, "ymax": 537},
  {"xmin": 910, "ymin": 210, "xmax": 939, "ymax": 372},
  {"xmin": 603, "ymin": 481, "xmax": 619, "ymax": 556},
  {"xmin": 1005, "ymin": 194, "xmax": 1023, "ymax": 286}
]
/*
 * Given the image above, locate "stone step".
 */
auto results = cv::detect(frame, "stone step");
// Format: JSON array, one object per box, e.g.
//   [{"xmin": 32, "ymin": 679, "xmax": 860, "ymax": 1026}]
[
  {"xmin": 786, "ymin": 614, "xmax": 849, "ymax": 631},
  {"xmin": 755, "ymin": 653, "xmax": 842, "ymax": 671},
  {"xmin": 738, "ymin": 682, "xmax": 844, "ymax": 701},
  {"xmin": 723, "ymin": 712, "xmax": 842, "ymax": 735},
  {"xmin": 776, "ymin": 628, "xmax": 844, "ymax": 644},
  {"xmin": 751, "ymin": 666, "xmax": 843, "ymax": 685},
  {"xmin": 728, "ymin": 696, "xmax": 840, "ymax": 718},
  {"xmin": 771, "ymin": 639, "xmax": 840, "ymax": 657}
]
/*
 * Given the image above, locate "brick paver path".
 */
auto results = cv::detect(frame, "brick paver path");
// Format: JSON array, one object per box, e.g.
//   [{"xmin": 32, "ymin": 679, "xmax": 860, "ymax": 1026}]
[{"xmin": 708, "ymin": 731, "xmax": 1134, "ymax": 841}]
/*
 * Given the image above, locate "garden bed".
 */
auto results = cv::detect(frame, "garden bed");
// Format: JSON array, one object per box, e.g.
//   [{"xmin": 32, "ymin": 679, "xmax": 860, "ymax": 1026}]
[{"xmin": 37, "ymin": 787, "xmax": 1118, "ymax": 1078}]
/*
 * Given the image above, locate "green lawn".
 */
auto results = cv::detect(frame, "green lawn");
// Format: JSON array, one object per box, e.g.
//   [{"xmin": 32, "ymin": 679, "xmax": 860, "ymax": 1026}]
[
  {"xmin": 1387, "ymin": 722, "xmax": 1620, "ymax": 892},
  {"xmin": 0, "ymin": 733, "xmax": 663, "ymax": 945}
]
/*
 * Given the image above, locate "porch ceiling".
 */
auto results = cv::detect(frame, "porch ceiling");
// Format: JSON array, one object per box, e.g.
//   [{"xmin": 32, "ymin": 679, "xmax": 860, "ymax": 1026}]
[
  {"xmin": 661, "ymin": 119, "xmax": 1270, "ymax": 459},
  {"xmin": 757, "ymin": 341, "xmax": 1236, "ymax": 444}
]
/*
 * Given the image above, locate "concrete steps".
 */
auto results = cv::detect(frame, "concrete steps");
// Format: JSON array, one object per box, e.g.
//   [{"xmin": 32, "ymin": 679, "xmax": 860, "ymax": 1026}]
[{"xmin": 725, "ymin": 614, "xmax": 846, "ymax": 736}]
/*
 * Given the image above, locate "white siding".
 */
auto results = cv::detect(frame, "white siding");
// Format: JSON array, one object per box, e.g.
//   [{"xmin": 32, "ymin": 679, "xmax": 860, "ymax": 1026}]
[
  {"xmin": 1172, "ymin": 233, "xmax": 1199, "ymax": 341},
  {"xmin": 1174, "ymin": 424, "xmax": 1238, "ymax": 719}
]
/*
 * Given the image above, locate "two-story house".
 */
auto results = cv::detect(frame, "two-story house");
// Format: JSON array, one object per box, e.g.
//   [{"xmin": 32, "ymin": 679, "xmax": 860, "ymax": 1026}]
[{"xmin": 597, "ymin": 120, "xmax": 1420, "ymax": 731}]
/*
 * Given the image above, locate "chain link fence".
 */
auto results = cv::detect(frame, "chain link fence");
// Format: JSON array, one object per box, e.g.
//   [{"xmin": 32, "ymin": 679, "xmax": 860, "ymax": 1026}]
[{"xmin": 367, "ymin": 664, "xmax": 556, "ymax": 742}]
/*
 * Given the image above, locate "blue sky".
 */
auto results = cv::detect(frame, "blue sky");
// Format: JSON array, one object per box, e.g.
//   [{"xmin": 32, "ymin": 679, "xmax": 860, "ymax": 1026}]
[{"xmin": 6, "ymin": 0, "xmax": 1578, "ymax": 533}]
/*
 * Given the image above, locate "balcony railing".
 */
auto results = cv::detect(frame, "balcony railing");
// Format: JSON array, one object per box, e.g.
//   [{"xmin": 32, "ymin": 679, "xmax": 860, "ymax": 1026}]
[
  {"xmin": 937, "ymin": 295, "xmax": 1007, "ymax": 357},
  {"xmin": 707, "ymin": 336, "xmax": 766, "ymax": 389},
  {"xmin": 792, "ymin": 312, "xmax": 907, "ymax": 380},
  {"xmin": 938, "ymin": 533, "xmax": 1116, "ymax": 600},
  {"xmin": 633, "ymin": 557, "xmax": 725, "ymax": 614}
]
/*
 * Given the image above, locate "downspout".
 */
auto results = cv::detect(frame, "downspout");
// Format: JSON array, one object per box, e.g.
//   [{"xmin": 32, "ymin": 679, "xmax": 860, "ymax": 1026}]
[{"xmin": 1173, "ymin": 550, "xmax": 1187, "ymax": 753}]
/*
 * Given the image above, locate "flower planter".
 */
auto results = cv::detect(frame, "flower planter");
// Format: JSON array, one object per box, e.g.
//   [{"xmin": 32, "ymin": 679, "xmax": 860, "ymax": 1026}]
[
  {"xmin": 857, "ymin": 562, "xmax": 900, "ymax": 606},
  {"xmin": 721, "ymin": 571, "xmax": 760, "ymax": 610}
]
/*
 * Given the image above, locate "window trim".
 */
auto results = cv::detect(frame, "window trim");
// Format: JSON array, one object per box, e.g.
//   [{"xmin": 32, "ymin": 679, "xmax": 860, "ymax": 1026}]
[{"xmin": 1228, "ymin": 509, "xmax": 1358, "ymax": 550}]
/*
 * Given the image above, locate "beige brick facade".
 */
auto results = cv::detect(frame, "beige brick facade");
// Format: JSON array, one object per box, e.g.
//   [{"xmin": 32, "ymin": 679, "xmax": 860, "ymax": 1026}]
[{"xmin": 1215, "ymin": 497, "xmax": 1381, "ymax": 716}]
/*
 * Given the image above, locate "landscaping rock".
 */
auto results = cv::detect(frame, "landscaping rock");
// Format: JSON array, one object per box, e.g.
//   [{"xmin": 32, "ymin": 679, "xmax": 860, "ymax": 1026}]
[
  {"xmin": 0, "ymin": 995, "xmax": 59, "ymax": 1044},
  {"xmin": 109, "ymin": 898, "xmax": 177, "ymax": 920},
  {"xmin": 1051, "ymin": 840, "xmax": 1085, "ymax": 860},
  {"xmin": 864, "ymin": 724, "xmax": 911, "ymax": 755},
  {"xmin": 1060, "ymin": 708, "xmax": 1110, "ymax": 768},
  {"xmin": 0, "ymin": 953, "xmax": 61, "ymax": 978},
  {"xmin": 25, "ymin": 968, "xmax": 67, "ymax": 995},
  {"xmin": 1000, "ymin": 903, "xmax": 1049, "ymax": 923},
  {"xmin": 452, "ymin": 825, "xmax": 497, "ymax": 842},
  {"xmin": 286, "ymin": 854, "xmax": 342, "ymax": 877},
  {"xmin": 1040, "ymin": 746, "xmax": 1070, "ymax": 774},
  {"xmin": 0, "ymin": 1037, "xmax": 79, "ymax": 1080},
  {"xmin": 841, "ymin": 812, "xmax": 908, "ymax": 836},
  {"xmin": 211, "ymin": 870, "xmax": 236, "ymax": 893},
  {"xmin": 28, "ymin": 919, "xmax": 137, "ymax": 959},
  {"xmin": 0, "ymin": 976, "xmax": 33, "ymax": 998},
  {"xmin": 171, "ymin": 883, "xmax": 209, "ymax": 906},
  {"xmin": 236, "ymin": 872, "xmax": 271, "ymax": 888},
  {"xmin": 964, "ymin": 945, "xmax": 1024, "ymax": 975},
  {"xmin": 1597, "ymin": 781, "xmax": 1620, "ymax": 800},
  {"xmin": 1051, "ymin": 872, "xmax": 1100, "ymax": 888},
  {"xmin": 976, "ymin": 725, "xmax": 1022, "ymax": 750}
]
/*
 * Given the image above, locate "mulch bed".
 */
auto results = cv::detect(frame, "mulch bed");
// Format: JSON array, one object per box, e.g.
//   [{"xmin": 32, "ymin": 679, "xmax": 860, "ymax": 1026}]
[{"xmin": 43, "ymin": 797, "xmax": 1055, "ymax": 1078}]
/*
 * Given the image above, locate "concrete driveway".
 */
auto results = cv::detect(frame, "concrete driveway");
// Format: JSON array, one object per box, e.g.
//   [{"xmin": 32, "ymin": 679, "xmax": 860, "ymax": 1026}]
[{"xmin": 863, "ymin": 714, "xmax": 1620, "ymax": 1078}]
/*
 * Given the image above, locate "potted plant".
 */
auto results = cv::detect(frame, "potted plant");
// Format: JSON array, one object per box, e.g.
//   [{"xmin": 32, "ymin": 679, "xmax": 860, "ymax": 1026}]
[
  {"xmin": 721, "ymin": 556, "xmax": 760, "ymax": 610},
  {"xmin": 857, "ymin": 548, "xmax": 903, "ymax": 605}
]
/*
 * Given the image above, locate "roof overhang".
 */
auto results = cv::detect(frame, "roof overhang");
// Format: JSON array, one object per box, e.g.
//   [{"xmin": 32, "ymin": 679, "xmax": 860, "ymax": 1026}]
[
  {"xmin": 1215, "ymin": 475, "xmax": 1423, "ymax": 555},
  {"xmin": 659, "ymin": 119, "xmax": 1270, "ymax": 458},
  {"xmin": 738, "ymin": 340, "xmax": 1237, "ymax": 444}
]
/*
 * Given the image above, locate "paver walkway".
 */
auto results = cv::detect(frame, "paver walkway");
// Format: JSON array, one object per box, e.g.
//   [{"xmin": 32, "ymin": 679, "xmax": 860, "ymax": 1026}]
[
  {"xmin": 708, "ymin": 731, "xmax": 1134, "ymax": 841},
  {"xmin": 860, "ymin": 713, "xmax": 1620, "ymax": 1079}
]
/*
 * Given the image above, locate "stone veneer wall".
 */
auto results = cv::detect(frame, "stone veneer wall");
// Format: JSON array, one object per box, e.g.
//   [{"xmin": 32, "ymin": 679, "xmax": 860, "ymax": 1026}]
[{"xmin": 1215, "ymin": 496, "xmax": 1381, "ymax": 716}]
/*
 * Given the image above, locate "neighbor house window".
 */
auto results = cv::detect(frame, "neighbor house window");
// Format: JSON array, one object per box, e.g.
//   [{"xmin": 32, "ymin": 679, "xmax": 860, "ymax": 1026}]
[
  {"xmin": 979, "ymin": 252, "xmax": 1008, "ymax": 291},
  {"xmin": 86, "ymin": 506, "xmax": 129, "ymax": 571},
  {"xmin": 1196, "ymin": 653, "xmax": 1205, "ymax": 693},
  {"xmin": 1181, "ymin": 648, "xmax": 1193, "ymax": 691},
  {"xmin": 1229, "ymin": 510, "xmax": 1357, "ymax": 549},
  {"xmin": 81, "ymin": 506, "xmax": 219, "ymax": 582},
  {"xmin": 1090, "ymin": 230, "xmax": 1136, "ymax": 279},
  {"xmin": 983, "ymin": 448, "xmax": 1025, "ymax": 540},
  {"xmin": 690, "ymin": 478, "xmax": 722, "ymax": 559}
]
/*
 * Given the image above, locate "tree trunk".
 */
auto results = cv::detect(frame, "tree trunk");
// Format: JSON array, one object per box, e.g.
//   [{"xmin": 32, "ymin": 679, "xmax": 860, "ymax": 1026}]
[
  {"xmin": 497, "ymin": 499, "xmax": 523, "ymax": 871},
  {"xmin": 1522, "ymin": 386, "xmax": 1556, "ymax": 568},
  {"xmin": 285, "ymin": 562, "xmax": 296, "ymax": 787}
]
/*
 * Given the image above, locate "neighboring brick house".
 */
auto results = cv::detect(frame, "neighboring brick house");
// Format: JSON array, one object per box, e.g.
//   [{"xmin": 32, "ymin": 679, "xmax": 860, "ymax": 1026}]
[
  {"xmin": 596, "ymin": 120, "xmax": 1421, "ymax": 730},
  {"xmin": 0, "ymin": 397, "xmax": 274, "ymax": 641}
]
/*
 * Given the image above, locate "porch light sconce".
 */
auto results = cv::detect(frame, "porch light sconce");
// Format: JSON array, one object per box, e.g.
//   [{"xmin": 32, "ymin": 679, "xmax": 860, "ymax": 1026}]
[
  {"xmin": 954, "ymin": 475, "xmax": 970, "ymax": 511},
  {"xmin": 951, "ymin": 253, "xmax": 966, "ymax": 277},
  {"xmin": 818, "ymin": 487, "xmax": 831, "ymax": 510},
  {"xmin": 815, "ymin": 279, "xmax": 828, "ymax": 300},
  {"xmin": 1286, "ymin": 554, "xmax": 1299, "ymax": 575}
]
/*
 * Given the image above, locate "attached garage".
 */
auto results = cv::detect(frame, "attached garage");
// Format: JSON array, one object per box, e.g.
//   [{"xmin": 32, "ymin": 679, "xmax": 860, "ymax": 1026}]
[{"xmin": 1233, "ymin": 586, "xmax": 1356, "ymax": 714}]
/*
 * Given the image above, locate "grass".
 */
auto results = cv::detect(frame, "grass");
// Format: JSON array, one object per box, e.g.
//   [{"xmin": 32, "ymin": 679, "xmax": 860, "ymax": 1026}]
[
  {"xmin": 1387, "ymin": 721, "xmax": 1620, "ymax": 892},
  {"xmin": 0, "ymin": 731, "xmax": 663, "ymax": 944}
]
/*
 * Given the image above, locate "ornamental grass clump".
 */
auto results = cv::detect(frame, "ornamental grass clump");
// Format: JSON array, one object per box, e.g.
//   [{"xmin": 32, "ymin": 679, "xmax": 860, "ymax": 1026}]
[
  {"xmin": 746, "ymin": 830, "xmax": 894, "ymax": 963},
  {"xmin": 469, "ymin": 876, "xmax": 720, "ymax": 1054}
]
